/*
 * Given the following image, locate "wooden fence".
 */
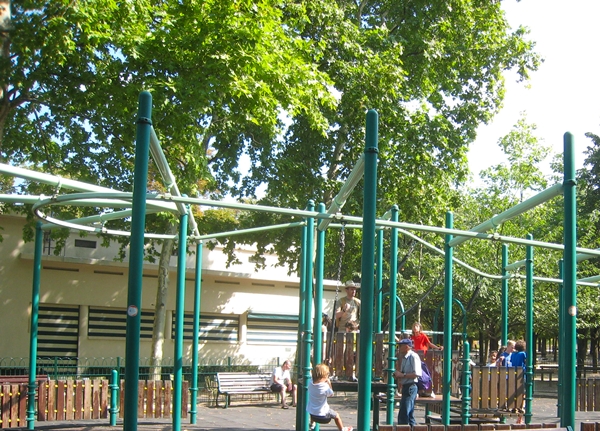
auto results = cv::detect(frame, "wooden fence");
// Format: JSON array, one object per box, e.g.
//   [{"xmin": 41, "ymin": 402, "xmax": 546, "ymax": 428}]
[
  {"xmin": 576, "ymin": 378, "xmax": 600, "ymax": 411},
  {"xmin": 0, "ymin": 379, "xmax": 188, "ymax": 428},
  {"xmin": 327, "ymin": 332, "xmax": 459, "ymax": 394}
]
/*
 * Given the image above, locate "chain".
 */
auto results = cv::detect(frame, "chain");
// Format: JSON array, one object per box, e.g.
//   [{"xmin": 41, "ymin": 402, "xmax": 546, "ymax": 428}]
[{"xmin": 333, "ymin": 223, "xmax": 346, "ymax": 304}]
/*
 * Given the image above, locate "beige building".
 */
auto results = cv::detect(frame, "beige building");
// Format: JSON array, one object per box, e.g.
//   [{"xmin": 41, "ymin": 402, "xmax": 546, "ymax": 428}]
[{"xmin": 0, "ymin": 214, "xmax": 339, "ymax": 369}]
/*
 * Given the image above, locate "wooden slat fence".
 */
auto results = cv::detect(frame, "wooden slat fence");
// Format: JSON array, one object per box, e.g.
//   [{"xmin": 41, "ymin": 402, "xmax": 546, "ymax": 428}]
[
  {"xmin": 0, "ymin": 383, "xmax": 27, "ymax": 429},
  {"xmin": 0, "ymin": 379, "xmax": 188, "ymax": 428},
  {"xmin": 576, "ymin": 378, "xmax": 600, "ymax": 411},
  {"xmin": 327, "ymin": 333, "xmax": 453, "ymax": 394}
]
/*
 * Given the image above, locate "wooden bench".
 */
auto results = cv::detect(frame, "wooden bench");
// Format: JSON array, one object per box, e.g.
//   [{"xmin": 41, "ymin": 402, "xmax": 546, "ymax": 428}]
[
  {"xmin": 537, "ymin": 365, "xmax": 558, "ymax": 381},
  {"xmin": 215, "ymin": 372, "xmax": 272, "ymax": 408}
]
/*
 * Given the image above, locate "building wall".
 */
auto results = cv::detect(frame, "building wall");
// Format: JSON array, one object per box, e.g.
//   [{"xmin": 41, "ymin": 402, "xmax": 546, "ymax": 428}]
[{"xmin": 0, "ymin": 215, "xmax": 339, "ymax": 367}]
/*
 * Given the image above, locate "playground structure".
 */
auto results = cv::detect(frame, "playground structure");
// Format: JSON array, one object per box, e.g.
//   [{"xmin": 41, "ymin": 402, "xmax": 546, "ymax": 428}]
[{"xmin": 0, "ymin": 91, "xmax": 597, "ymax": 431}]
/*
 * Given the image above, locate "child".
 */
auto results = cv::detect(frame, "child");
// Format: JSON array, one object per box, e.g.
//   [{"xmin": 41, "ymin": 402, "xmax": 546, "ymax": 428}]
[{"xmin": 307, "ymin": 363, "xmax": 353, "ymax": 431}]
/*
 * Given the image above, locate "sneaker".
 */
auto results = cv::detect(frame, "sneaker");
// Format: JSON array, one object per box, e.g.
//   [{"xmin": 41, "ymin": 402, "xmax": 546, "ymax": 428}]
[
  {"xmin": 282, "ymin": 404, "xmax": 289, "ymax": 409},
  {"xmin": 309, "ymin": 421, "xmax": 316, "ymax": 431},
  {"xmin": 342, "ymin": 427, "xmax": 353, "ymax": 431}
]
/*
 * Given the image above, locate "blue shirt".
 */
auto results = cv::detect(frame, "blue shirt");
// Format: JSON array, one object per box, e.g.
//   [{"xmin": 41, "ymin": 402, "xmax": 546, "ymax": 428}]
[{"xmin": 510, "ymin": 351, "xmax": 526, "ymax": 369}]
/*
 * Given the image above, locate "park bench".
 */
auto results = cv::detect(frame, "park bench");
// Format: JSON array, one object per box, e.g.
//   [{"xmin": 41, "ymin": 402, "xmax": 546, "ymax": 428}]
[
  {"xmin": 215, "ymin": 372, "xmax": 273, "ymax": 408},
  {"xmin": 536, "ymin": 365, "xmax": 558, "ymax": 381}
]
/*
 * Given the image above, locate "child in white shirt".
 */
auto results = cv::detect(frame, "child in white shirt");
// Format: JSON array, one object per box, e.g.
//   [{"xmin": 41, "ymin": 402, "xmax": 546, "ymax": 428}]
[{"xmin": 307, "ymin": 363, "xmax": 352, "ymax": 431}]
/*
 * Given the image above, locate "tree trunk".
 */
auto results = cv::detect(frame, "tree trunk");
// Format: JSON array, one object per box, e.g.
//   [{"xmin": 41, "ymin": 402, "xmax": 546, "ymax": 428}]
[{"xmin": 149, "ymin": 222, "xmax": 178, "ymax": 380}]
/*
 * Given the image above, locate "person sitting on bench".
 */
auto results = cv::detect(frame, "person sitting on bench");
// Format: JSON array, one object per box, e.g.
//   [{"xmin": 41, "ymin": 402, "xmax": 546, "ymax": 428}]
[
  {"xmin": 270, "ymin": 360, "xmax": 297, "ymax": 409},
  {"xmin": 307, "ymin": 363, "xmax": 353, "ymax": 431}
]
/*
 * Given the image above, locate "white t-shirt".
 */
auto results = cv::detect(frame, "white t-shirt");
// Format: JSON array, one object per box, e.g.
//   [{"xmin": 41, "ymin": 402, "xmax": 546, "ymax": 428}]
[
  {"xmin": 271, "ymin": 366, "xmax": 291, "ymax": 385},
  {"xmin": 306, "ymin": 378, "xmax": 333, "ymax": 416}
]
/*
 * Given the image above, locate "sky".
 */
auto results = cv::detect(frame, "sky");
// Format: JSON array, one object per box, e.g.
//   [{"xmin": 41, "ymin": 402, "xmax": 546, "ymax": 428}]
[{"xmin": 467, "ymin": 0, "xmax": 600, "ymax": 179}]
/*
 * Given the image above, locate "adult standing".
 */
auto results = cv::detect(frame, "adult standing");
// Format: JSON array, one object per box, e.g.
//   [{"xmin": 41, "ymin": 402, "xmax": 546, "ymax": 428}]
[
  {"xmin": 270, "ymin": 360, "xmax": 297, "ymax": 408},
  {"xmin": 410, "ymin": 321, "xmax": 442, "ymax": 353},
  {"xmin": 393, "ymin": 338, "xmax": 422, "ymax": 425},
  {"xmin": 335, "ymin": 280, "xmax": 361, "ymax": 332}
]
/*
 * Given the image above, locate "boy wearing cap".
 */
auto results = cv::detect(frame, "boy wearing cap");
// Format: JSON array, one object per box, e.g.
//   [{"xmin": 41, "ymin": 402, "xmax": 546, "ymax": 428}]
[
  {"xmin": 335, "ymin": 280, "xmax": 361, "ymax": 332},
  {"xmin": 393, "ymin": 338, "xmax": 422, "ymax": 425}
]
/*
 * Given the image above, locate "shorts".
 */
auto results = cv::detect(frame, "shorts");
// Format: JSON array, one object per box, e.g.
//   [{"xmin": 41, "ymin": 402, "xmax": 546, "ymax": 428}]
[
  {"xmin": 270, "ymin": 382, "xmax": 293, "ymax": 393},
  {"xmin": 310, "ymin": 408, "xmax": 338, "ymax": 422}
]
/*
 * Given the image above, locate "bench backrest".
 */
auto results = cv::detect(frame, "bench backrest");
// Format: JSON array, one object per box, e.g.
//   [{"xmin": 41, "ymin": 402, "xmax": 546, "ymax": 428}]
[
  {"xmin": 471, "ymin": 366, "xmax": 524, "ymax": 410},
  {"xmin": 216, "ymin": 373, "xmax": 271, "ymax": 391}
]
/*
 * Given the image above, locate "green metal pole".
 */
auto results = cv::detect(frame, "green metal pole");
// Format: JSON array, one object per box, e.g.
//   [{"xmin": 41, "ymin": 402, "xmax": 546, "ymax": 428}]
[
  {"xmin": 109, "ymin": 369, "xmax": 119, "ymax": 426},
  {"xmin": 173, "ymin": 212, "xmax": 188, "ymax": 431},
  {"xmin": 314, "ymin": 203, "xmax": 326, "ymax": 365},
  {"xmin": 26, "ymin": 222, "xmax": 43, "ymax": 430},
  {"xmin": 442, "ymin": 211, "xmax": 454, "ymax": 426},
  {"xmin": 190, "ymin": 241, "xmax": 203, "ymax": 424},
  {"xmin": 557, "ymin": 259, "xmax": 564, "ymax": 417},
  {"xmin": 376, "ymin": 228, "xmax": 383, "ymax": 333},
  {"xmin": 301, "ymin": 201, "xmax": 315, "ymax": 431},
  {"xmin": 124, "ymin": 90, "xmax": 152, "ymax": 431},
  {"xmin": 295, "ymin": 219, "xmax": 308, "ymax": 431},
  {"xmin": 525, "ymin": 234, "xmax": 534, "ymax": 424},
  {"xmin": 386, "ymin": 205, "xmax": 398, "ymax": 425},
  {"xmin": 501, "ymin": 245, "xmax": 509, "ymax": 346},
  {"xmin": 461, "ymin": 341, "xmax": 471, "ymax": 424},
  {"xmin": 561, "ymin": 132, "xmax": 577, "ymax": 429},
  {"xmin": 357, "ymin": 109, "xmax": 378, "ymax": 431}
]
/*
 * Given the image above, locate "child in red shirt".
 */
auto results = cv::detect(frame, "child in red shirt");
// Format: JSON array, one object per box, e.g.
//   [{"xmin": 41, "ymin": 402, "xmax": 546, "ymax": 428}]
[{"xmin": 410, "ymin": 322, "xmax": 442, "ymax": 354}]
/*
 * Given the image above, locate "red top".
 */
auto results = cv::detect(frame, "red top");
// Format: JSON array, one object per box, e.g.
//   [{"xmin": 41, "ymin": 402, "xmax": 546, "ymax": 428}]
[{"xmin": 411, "ymin": 332, "xmax": 431, "ymax": 352}]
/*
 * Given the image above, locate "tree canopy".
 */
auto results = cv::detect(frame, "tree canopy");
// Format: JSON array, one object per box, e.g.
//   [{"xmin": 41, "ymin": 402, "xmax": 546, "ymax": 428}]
[{"xmin": 4, "ymin": 0, "xmax": 573, "ymax": 359}]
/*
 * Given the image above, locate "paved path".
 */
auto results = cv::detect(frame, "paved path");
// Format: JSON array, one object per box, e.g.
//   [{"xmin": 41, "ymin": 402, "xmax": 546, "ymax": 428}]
[{"xmin": 11, "ymin": 382, "xmax": 598, "ymax": 430}]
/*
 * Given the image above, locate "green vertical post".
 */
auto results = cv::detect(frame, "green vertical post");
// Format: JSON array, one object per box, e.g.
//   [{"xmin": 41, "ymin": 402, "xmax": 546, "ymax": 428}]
[
  {"xmin": 301, "ymin": 201, "xmax": 315, "ymax": 431},
  {"xmin": 109, "ymin": 369, "xmax": 119, "ymax": 426},
  {"xmin": 375, "ymin": 228, "xmax": 384, "ymax": 333},
  {"xmin": 314, "ymin": 203, "xmax": 326, "ymax": 364},
  {"xmin": 26, "ymin": 222, "xmax": 43, "ymax": 430},
  {"xmin": 501, "ymin": 245, "xmax": 509, "ymax": 346},
  {"xmin": 357, "ymin": 109, "xmax": 378, "ymax": 431},
  {"xmin": 561, "ymin": 132, "xmax": 577, "ymax": 429},
  {"xmin": 189, "ymin": 241, "xmax": 203, "ymax": 424},
  {"xmin": 442, "ymin": 211, "xmax": 454, "ymax": 425},
  {"xmin": 124, "ymin": 90, "xmax": 152, "ymax": 431},
  {"xmin": 386, "ymin": 205, "xmax": 399, "ymax": 424},
  {"xmin": 173, "ymin": 212, "xmax": 188, "ymax": 431},
  {"xmin": 461, "ymin": 341, "xmax": 471, "ymax": 424},
  {"xmin": 557, "ymin": 259, "xmax": 564, "ymax": 417},
  {"xmin": 295, "ymin": 220, "xmax": 308, "ymax": 431},
  {"xmin": 525, "ymin": 234, "xmax": 534, "ymax": 424}
]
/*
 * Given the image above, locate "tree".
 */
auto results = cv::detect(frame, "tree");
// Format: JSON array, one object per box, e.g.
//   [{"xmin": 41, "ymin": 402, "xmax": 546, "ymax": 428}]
[
  {"xmin": 575, "ymin": 131, "xmax": 600, "ymax": 367},
  {"xmin": 227, "ymin": 1, "xmax": 540, "ymax": 281},
  {"xmin": 453, "ymin": 115, "xmax": 562, "ymax": 359},
  {"xmin": 1, "ymin": 0, "xmax": 336, "ymax": 375},
  {"xmin": 2, "ymin": 1, "xmax": 541, "ymax": 370}
]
